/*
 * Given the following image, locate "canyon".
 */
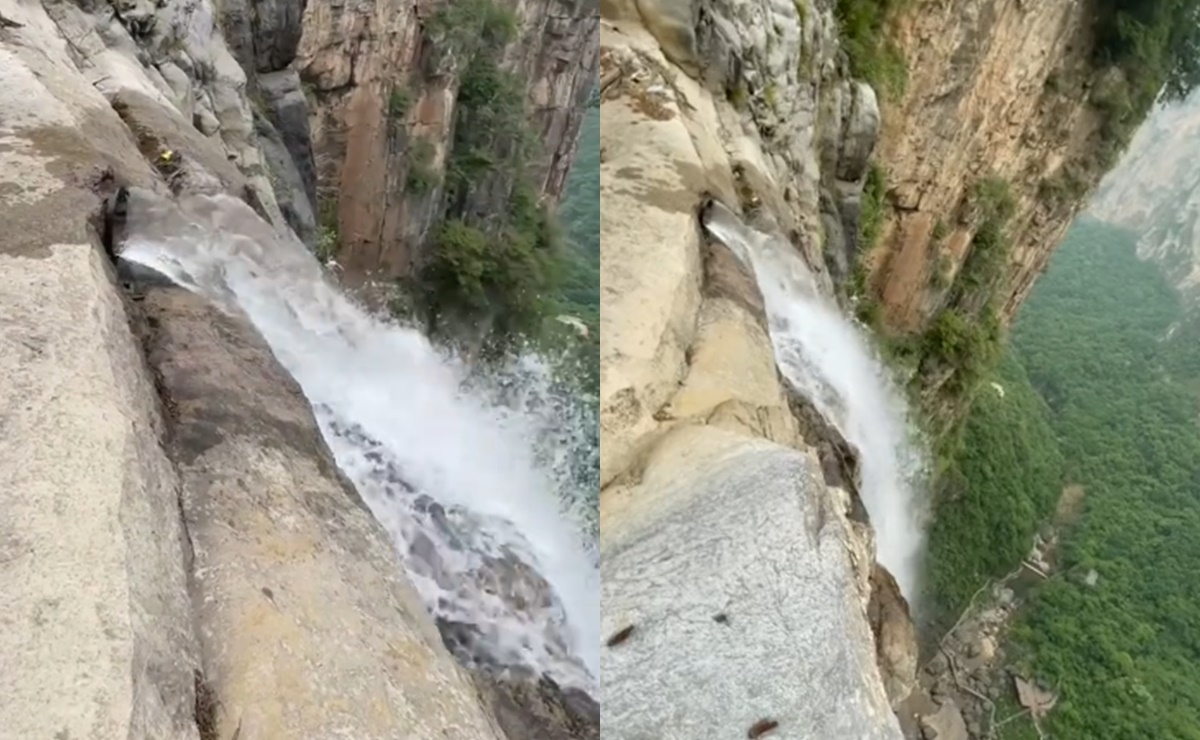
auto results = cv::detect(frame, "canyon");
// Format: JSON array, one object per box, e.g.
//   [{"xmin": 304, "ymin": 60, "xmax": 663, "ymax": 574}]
[
  {"xmin": 0, "ymin": 0, "xmax": 597, "ymax": 736},
  {"xmin": 599, "ymin": 0, "xmax": 1186, "ymax": 737}
]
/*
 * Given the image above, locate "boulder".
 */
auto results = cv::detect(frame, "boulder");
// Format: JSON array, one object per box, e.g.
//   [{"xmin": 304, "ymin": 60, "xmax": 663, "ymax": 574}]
[
  {"xmin": 836, "ymin": 81, "xmax": 881, "ymax": 184},
  {"xmin": 919, "ymin": 699, "xmax": 968, "ymax": 740}
]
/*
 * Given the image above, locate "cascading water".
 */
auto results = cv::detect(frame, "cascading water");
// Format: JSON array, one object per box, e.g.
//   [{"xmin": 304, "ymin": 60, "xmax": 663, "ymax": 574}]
[
  {"xmin": 702, "ymin": 202, "xmax": 928, "ymax": 599},
  {"xmin": 115, "ymin": 188, "xmax": 599, "ymax": 692}
]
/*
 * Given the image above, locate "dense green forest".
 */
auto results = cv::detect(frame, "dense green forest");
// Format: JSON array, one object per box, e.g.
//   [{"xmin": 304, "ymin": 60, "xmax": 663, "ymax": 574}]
[
  {"xmin": 930, "ymin": 217, "xmax": 1200, "ymax": 737},
  {"xmin": 923, "ymin": 351, "xmax": 1062, "ymax": 628}
]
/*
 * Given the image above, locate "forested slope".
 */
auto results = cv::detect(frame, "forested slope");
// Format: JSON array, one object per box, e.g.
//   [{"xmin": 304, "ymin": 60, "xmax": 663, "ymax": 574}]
[{"xmin": 932, "ymin": 217, "xmax": 1200, "ymax": 738}]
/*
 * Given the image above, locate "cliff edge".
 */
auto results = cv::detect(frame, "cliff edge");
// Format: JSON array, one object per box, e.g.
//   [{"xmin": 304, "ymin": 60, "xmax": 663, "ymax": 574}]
[
  {"xmin": 598, "ymin": 0, "xmax": 915, "ymax": 735},
  {"xmin": 0, "ymin": 0, "xmax": 589, "ymax": 737}
]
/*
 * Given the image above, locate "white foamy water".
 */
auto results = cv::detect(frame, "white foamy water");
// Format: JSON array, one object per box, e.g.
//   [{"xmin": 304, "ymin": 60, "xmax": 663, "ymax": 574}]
[
  {"xmin": 703, "ymin": 204, "xmax": 927, "ymax": 598},
  {"xmin": 116, "ymin": 189, "xmax": 599, "ymax": 691}
]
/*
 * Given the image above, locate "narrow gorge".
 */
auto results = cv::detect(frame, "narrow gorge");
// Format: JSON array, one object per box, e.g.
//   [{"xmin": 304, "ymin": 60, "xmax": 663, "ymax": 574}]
[
  {"xmin": 0, "ymin": 0, "xmax": 599, "ymax": 736},
  {"xmin": 599, "ymin": 0, "xmax": 1200, "ymax": 737}
]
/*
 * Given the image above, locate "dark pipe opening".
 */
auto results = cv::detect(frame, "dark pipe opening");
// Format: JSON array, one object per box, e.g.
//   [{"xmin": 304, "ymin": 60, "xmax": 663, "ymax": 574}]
[
  {"xmin": 696, "ymin": 191, "xmax": 717, "ymax": 226},
  {"xmin": 101, "ymin": 186, "xmax": 129, "ymax": 263}
]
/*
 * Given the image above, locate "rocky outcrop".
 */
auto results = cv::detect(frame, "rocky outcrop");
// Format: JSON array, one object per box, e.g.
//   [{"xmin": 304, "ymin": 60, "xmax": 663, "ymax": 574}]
[
  {"xmin": 126, "ymin": 276, "xmax": 507, "ymax": 739},
  {"xmin": 0, "ymin": 129, "xmax": 197, "ymax": 737},
  {"xmin": 599, "ymin": 5, "xmax": 912, "ymax": 735},
  {"xmin": 0, "ymin": 0, "xmax": 576, "ymax": 736},
  {"xmin": 863, "ymin": 0, "xmax": 1130, "ymax": 333},
  {"xmin": 219, "ymin": 0, "xmax": 320, "ymax": 245},
  {"xmin": 602, "ymin": 428, "xmax": 902, "ymax": 739},
  {"xmin": 295, "ymin": 0, "xmax": 599, "ymax": 280},
  {"xmin": 685, "ymin": 0, "xmax": 885, "ymax": 298},
  {"xmin": 870, "ymin": 564, "xmax": 920, "ymax": 707},
  {"xmin": 0, "ymin": 13, "xmax": 217, "ymax": 736}
]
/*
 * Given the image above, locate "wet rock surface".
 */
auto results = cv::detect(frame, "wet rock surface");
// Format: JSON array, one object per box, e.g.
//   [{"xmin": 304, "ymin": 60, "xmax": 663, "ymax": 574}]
[
  {"xmin": 131, "ymin": 282, "xmax": 506, "ymax": 739},
  {"xmin": 475, "ymin": 673, "xmax": 601, "ymax": 740},
  {"xmin": 869, "ymin": 564, "xmax": 919, "ymax": 707},
  {"xmin": 323, "ymin": 414, "xmax": 599, "ymax": 739}
]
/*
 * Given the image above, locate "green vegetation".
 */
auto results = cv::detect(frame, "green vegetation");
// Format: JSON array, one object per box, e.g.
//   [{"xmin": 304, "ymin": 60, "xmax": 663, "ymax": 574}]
[
  {"xmin": 413, "ymin": 0, "xmax": 572, "ymax": 345},
  {"xmin": 1037, "ymin": 168, "xmax": 1090, "ymax": 208},
  {"xmin": 419, "ymin": 184, "xmax": 563, "ymax": 338},
  {"xmin": 929, "ymin": 217, "xmax": 1200, "ymax": 737},
  {"xmin": 1003, "ymin": 218, "xmax": 1200, "ymax": 738},
  {"xmin": 924, "ymin": 352, "xmax": 1062, "ymax": 627},
  {"xmin": 725, "ymin": 80, "xmax": 749, "ymax": 110},
  {"xmin": 389, "ymin": 87, "xmax": 413, "ymax": 120},
  {"xmin": 1093, "ymin": 0, "xmax": 1200, "ymax": 104},
  {"xmin": 931, "ymin": 218, "xmax": 949, "ymax": 242},
  {"xmin": 850, "ymin": 163, "xmax": 888, "ymax": 324},
  {"xmin": 315, "ymin": 197, "xmax": 339, "ymax": 263},
  {"xmin": 554, "ymin": 105, "xmax": 600, "ymax": 396},
  {"xmin": 558, "ymin": 108, "xmax": 600, "ymax": 325},
  {"xmin": 425, "ymin": 0, "xmax": 517, "ymax": 55},
  {"xmin": 1085, "ymin": 0, "xmax": 1200, "ymax": 167},
  {"xmin": 834, "ymin": 0, "xmax": 908, "ymax": 98},
  {"xmin": 920, "ymin": 305, "xmax": 1003, "ymax": 398},
  {"xmin": 957, "ymin": 176, "xmax": 1016, "ymax": 291},
  {"xmin": 405, "ymin": 137, "xmax": 439, "ymax": 194},
  {"xmin": 914, "ymin": 176, "xmax": 1014, "ymax": 406},
  {"xmin": 858, "ymin": 162, "xmax": 888, "ymax": 254}
]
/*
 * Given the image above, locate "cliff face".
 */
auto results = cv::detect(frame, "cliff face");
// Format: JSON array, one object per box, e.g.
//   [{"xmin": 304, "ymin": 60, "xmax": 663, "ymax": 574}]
[
  {"xmin": 599, "ymin": 0, "xmax": 916, "ymax": 734},
  {"xmin": 862, "ymin": 0, "xmax": 1131, "ymax": 336},
  {"xmin": 0, "ymin": 0, "xmax": 592, "ymax": 736},
  {"xmin": 297, "ymin": 0, "xmax": 598, "ymax": 281},
  {"xmin": 1090, "ymin": 93, "xmax": 1200, "ymax": 306}
]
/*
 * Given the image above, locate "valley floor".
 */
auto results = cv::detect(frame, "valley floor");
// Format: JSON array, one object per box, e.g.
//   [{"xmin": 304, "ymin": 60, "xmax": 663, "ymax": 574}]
[{"xmin": 923, "ymin": 217, "xmax": 1200, "ymax": 738}]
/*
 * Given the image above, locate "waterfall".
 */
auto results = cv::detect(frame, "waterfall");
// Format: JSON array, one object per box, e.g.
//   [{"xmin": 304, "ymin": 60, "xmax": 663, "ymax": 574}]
[
  {"xmin": 115, "ymin": 188, "xmax": 599, "ymax": 693},
  {"xmin": 702, "ymin": 202, "xmax": 928, "ymax": 599}
]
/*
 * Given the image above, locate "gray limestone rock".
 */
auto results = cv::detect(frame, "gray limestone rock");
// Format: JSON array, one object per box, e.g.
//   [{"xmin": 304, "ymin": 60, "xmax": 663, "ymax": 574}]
[
  {"xmin": 837, "ymin": 81, "xmax": 881, "ymax": 184},
  {"xmin": 259, "ymin": 70, "xmax": 318, "ymax": 214},
  {"xmin": 220, "ymin": 0, "xmax": 307, "ymax": 74},
  {"xmin": 254, "ymin": 110, "xmax": 317, "ymax": 246},
  {"xmin": 602, "ymin": 431, "xmax": 903, "ymax": 740}
]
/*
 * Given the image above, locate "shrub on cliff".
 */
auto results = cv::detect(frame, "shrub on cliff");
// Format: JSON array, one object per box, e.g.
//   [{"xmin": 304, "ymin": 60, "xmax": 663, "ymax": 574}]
[
  {"xmin": 414, "ymin": 0, "xmax": 575, "ymax": 348},
  {"xmin": 835, "ymin": 0, "xmax": 909, "ymax": 98},
  {"xmin": 420, "ymin": 183, "xmax": 566, "ymax": 339}
]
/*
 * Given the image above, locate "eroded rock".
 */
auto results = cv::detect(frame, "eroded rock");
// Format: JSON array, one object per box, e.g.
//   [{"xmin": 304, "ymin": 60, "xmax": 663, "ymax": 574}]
[
  {"xmin": 869, "ymin": 564, "xmax": 920, "ymax": 707},
  {"xmin": 919, "ymin": 700, "xmax": 968, "ymax": 740},
  {"xmin": 475, "ymin": 673, "xmax": 601, "ymax": 740},
  {"xmin": 131, "ymin": 283, "xmax": 506, "ymax": 740}
]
